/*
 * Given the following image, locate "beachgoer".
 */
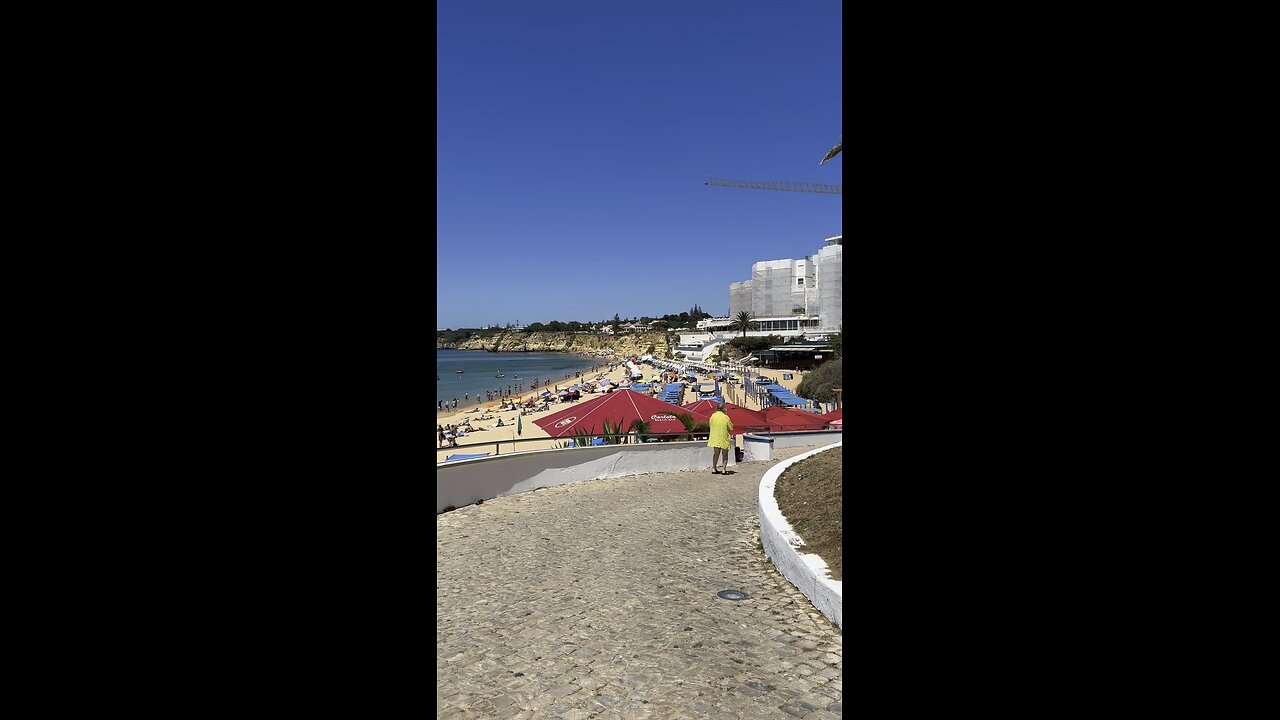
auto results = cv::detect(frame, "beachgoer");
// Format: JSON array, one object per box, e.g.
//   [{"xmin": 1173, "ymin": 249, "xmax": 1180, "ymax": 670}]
[
  {"xmin": 708, "ymin": 402, "xmax": 734, "ymax": 474},
  {"xmin": 497, "ymin": 417, "xmax": 504, "ymax": 427},
  {"xmin": 437, "ymin": 424, "xmax": 445, "ymax": 447}
]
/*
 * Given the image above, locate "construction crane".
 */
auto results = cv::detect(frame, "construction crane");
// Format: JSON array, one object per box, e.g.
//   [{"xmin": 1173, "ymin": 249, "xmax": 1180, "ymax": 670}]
[{"xmin": 705, "ymin": 177, "xmax": 841, "ymax": 195}]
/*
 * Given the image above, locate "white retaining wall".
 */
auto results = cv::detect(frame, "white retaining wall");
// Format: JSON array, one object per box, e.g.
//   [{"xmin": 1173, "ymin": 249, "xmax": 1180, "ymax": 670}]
[
  {"xmin": 743, "ymin": 433, "xmax": 774, "ymax": 462},
  {"xmin": 767, "ymin": 430, "xmax": 842, "ymax": 450},
  {"xmin": 758, "ymin": 441, "xmax": 843, "ymax": 629},
  {"xmin": 437, "ymin": 441, "xmax": 737, "ymax": 513},
  {"xmin": 745, "ymin": 430, "xmax": 843, "ymax": 460}
]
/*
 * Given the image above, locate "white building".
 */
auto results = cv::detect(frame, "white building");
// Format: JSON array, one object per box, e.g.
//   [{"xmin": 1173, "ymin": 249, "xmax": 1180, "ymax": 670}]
[
  {"xmin": 695, "ymin": 317, "xmax": 733, "ymax": 332},
  {"xmin": 676, "ymin": 235, "xmax": 841, "ymax": 357},
  {"xmin": 727, "ymin": 235, "xmax": 841, "ymax": 333}
]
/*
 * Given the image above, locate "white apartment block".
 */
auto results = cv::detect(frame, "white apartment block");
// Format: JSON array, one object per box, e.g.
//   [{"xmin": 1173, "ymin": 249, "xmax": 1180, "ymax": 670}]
[{"xmin": 676, "ymin": 235, "xmax": 841, "ymax": 358}]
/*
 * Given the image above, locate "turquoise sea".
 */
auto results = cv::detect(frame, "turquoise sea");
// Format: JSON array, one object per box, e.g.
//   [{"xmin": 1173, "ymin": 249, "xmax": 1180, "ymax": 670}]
[{"xmin": 437, "ymin": 349, "xmax": 606, "ymax": 408}]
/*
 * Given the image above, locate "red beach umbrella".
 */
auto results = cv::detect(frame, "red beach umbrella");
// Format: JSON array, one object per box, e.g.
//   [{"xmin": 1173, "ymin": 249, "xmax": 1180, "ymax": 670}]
[
  {"xmin": 680, "ymin": 400, "xmax": 769, "ymax": 435},
  {"xmin": 816, "ymin": 409, "xmax": 842, "ymax": 424},
  {"xmin": 533, "ymin": 389, "xmax": 695, "ymax": 438},
  {"xmin": 759, "ymin": 406, "xmax": 828, "ymax": 432}
]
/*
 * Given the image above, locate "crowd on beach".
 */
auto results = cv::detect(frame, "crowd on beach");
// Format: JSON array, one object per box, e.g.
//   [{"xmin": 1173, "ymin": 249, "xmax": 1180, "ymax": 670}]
[{"xmin": 435, "ymin": 354, "xmax": 818, "ymax": 462}]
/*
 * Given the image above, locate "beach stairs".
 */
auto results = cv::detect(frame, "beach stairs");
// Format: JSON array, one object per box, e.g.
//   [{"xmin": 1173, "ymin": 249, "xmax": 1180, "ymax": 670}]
[{"xmin": 699, "ymin": 340, "xmax": 726, "ymax": 361}]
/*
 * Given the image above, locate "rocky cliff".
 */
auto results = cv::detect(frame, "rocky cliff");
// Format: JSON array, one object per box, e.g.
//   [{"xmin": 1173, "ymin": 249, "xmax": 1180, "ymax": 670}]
[{"xmin": 437, "ymin": 331, "xmax": 670, "ymax": 358}]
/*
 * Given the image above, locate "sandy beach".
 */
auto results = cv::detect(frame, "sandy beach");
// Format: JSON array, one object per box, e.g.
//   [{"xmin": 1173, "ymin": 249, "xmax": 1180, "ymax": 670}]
[{"xmin": 435, "ymin": 356, "xmax": 820, "ymax": 464}]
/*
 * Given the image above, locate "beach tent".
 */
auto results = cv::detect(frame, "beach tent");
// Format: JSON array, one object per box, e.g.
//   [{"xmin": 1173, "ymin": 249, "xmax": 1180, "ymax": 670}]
[
  {"xmin": 533, "ymin": 389, "xmax": 694, "ymax": 438},
  {"xmin": 759, "ymin": 406, "xmax": 828, "ymax": 432},
  {"xmin": 680, "ymin": 400, "xmax": 768, "ymax": 434}
]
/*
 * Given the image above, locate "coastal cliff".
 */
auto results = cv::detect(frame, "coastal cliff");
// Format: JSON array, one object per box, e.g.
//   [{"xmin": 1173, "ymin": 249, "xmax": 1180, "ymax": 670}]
[{"xmin": 437, "ymin": 331, "xmax": 670, "ymax": 358}]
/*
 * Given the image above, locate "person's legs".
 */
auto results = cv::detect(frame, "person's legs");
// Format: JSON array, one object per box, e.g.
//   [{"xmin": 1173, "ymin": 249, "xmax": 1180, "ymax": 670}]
[{"xmin": 712, "ymin": 447, "xmax": 724, "ymax": 473}]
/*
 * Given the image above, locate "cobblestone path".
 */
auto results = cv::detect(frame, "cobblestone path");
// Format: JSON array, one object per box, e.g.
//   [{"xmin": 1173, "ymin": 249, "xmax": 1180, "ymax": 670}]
[{"xmin": 437, "ymin": 444, "xmax": 842, "ymax": 719}]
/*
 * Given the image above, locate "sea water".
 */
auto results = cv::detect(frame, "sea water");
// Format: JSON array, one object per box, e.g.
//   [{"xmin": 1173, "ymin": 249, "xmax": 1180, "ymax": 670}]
[{"xmin": 436, "ymin": 349, "xmax": 606, "ymax": 406}]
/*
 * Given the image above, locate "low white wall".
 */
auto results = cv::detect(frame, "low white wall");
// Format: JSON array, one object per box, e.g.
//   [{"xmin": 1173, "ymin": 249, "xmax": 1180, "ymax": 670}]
[
  {"xmin": 437, "ymin": 441, "xmax": 736, "ymax": 513},
  {"xmin": 765, "ymin": 430, "xmax": 842, "ymax": 449},
  {"xmin": 758, "ymin": 442, "xmax": 842, "ymax": 629},
  {"xmin": 743, "ymin": 433, "xmax": 774, "ymax": 462}
]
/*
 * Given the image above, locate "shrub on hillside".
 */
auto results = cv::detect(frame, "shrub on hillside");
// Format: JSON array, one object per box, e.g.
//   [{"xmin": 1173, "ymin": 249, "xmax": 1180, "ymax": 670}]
[{"xmin": 796, "ymin": 359, "xmax": 842, "ymax": 402}]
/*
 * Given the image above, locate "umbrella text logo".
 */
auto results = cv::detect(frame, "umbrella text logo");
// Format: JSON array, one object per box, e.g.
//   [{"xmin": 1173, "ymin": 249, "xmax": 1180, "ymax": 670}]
[
  {"xmin": 650, "ymin": 414, "xmax": 677, "ymax": 422},
  {"xmin": 553, "ymin": 417, "xmax": 577, "ymax": 429}
]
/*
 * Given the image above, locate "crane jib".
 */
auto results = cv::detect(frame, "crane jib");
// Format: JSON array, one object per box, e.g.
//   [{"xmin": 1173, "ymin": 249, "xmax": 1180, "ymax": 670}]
[{"xmin": 706, "ymin": 177, "xmax": 841, "ymax": 195}]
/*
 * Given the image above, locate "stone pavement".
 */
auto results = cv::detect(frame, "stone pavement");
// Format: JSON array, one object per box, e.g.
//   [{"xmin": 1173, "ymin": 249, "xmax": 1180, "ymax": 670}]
[{"xmin": 437, "ymin": 444, "xmax": 842, "ymax": 719}]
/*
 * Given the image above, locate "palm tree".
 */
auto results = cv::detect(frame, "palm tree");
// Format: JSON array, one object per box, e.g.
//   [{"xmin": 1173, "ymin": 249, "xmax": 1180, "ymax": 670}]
[
  {"xmin": 730, "ymin": 311, "xmax": 755, "ymax": 338},
  {"xmin": 627, "ymin": 418, "xmax": 651, "ymax": 443}
]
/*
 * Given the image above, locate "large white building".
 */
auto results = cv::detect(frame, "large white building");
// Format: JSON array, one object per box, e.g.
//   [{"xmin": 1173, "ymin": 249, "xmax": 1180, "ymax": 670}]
[
  {"xmin": 728, "ymin": 235, "xmax": 842, "ymax": 333},
  {"xmin": 674, "ymin": 235, "xmax": 841, "ymax": 360}
]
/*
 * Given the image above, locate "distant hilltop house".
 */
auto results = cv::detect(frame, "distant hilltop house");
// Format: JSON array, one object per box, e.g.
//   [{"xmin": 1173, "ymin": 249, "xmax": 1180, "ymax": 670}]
[{"xmin": 696, "ymin": 317, "xmax": 733, "ymax": 332}]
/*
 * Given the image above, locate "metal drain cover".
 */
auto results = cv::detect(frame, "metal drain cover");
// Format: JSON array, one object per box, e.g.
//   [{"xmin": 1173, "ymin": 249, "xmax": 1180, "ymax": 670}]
[{"xmin": 717, "ymin": 589, "xmax": 748, "ymax": 601}]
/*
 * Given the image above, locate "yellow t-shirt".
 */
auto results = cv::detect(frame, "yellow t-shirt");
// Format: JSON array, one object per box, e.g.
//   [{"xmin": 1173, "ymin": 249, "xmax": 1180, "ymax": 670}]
[{"xmin": 707, "ymin": 410, "xmax": 733, "ymax": 450}]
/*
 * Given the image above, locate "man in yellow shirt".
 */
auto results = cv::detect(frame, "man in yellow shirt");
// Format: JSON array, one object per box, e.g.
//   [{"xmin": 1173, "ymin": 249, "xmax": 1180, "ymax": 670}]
[{"xmin": 708, "ymin": 402, "xmax": 734, "ymax": 474}]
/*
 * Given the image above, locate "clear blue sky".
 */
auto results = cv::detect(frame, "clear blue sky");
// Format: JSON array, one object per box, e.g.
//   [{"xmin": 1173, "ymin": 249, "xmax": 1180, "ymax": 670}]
[{"xmin": 437, "ymin": 1, "xmax": 842, "ymax": 329}]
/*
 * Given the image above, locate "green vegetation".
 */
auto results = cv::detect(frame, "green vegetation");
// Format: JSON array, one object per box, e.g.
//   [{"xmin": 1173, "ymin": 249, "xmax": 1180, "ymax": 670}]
[
  {"xmin": 670, "ymin": 413, "xmax": 710, "ymax": 441},
  {"xmin": 730, "ymin": 311, "xmax": 755, "ymax": 338},
  {"xmin": 438, "ymin": 306, "xmax": 711, "ymax": 341},
  {"xmin": 729, "ymin": 335, "xmax": 784, "ymax": 354},
  {"xmin": 437, "ymin": 327, "xmax": 503, "ymax": 344},
  {"xmin": 601, "ymin": 417, "xmax": 628, "ymax": 445},
  {"xmin": 795, "ymin": 359, "xmax": 842, "ymax": 402},
  {"xmin": 674, "ymin": 412, "xmax": 696, "ymax": 441},
  {"xmin": 569, "ymin": 426, "xmax": 595, "ymax": 448},
  {"xmin": 627, "ymin": 418, "xmax": 651, "ymax": 440}
]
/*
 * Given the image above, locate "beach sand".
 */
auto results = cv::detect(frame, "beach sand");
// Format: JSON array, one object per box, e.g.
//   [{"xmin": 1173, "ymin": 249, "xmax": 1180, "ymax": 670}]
[{"xmin": 434, "ymin": 356, "xmax": 821, "ymax": 464}]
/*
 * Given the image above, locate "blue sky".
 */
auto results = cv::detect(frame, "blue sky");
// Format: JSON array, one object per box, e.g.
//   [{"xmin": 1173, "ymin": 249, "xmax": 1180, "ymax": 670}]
[{"xmin": 437, "ymin": 1, "xmax": 841, "ymax": 329}]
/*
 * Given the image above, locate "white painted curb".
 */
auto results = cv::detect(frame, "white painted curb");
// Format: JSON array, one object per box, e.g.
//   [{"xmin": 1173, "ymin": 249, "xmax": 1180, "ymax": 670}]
[{"xmin": 759, "ymin": 441, "xmax": 842, "ymax": 629}]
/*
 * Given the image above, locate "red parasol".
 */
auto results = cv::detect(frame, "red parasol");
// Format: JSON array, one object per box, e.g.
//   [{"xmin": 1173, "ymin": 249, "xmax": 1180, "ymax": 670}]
[
  {"xmin": 680, "ymin": 400, "xmax": 769, "ymax": 435},
  {"xmin": 759, "ymin": 406, "xmax": 828, "ymax": 432},
  {"xmin": 533, "ymin": 389, "xmax": 697, "ymax": 438}
]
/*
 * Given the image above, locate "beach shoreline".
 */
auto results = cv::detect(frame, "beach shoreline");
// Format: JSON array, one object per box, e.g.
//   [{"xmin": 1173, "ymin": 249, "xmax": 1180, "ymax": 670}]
[
  {"xmin": 437, "ymin": 348, "xmax": 617, "ymax": 414},
  {"xmin": 436, "ymin": 360, "xmax": 616, "ymax": 416},
  {"xmin": 435, "ymin": 357, "xmax": 822, "ymax": 463}
]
